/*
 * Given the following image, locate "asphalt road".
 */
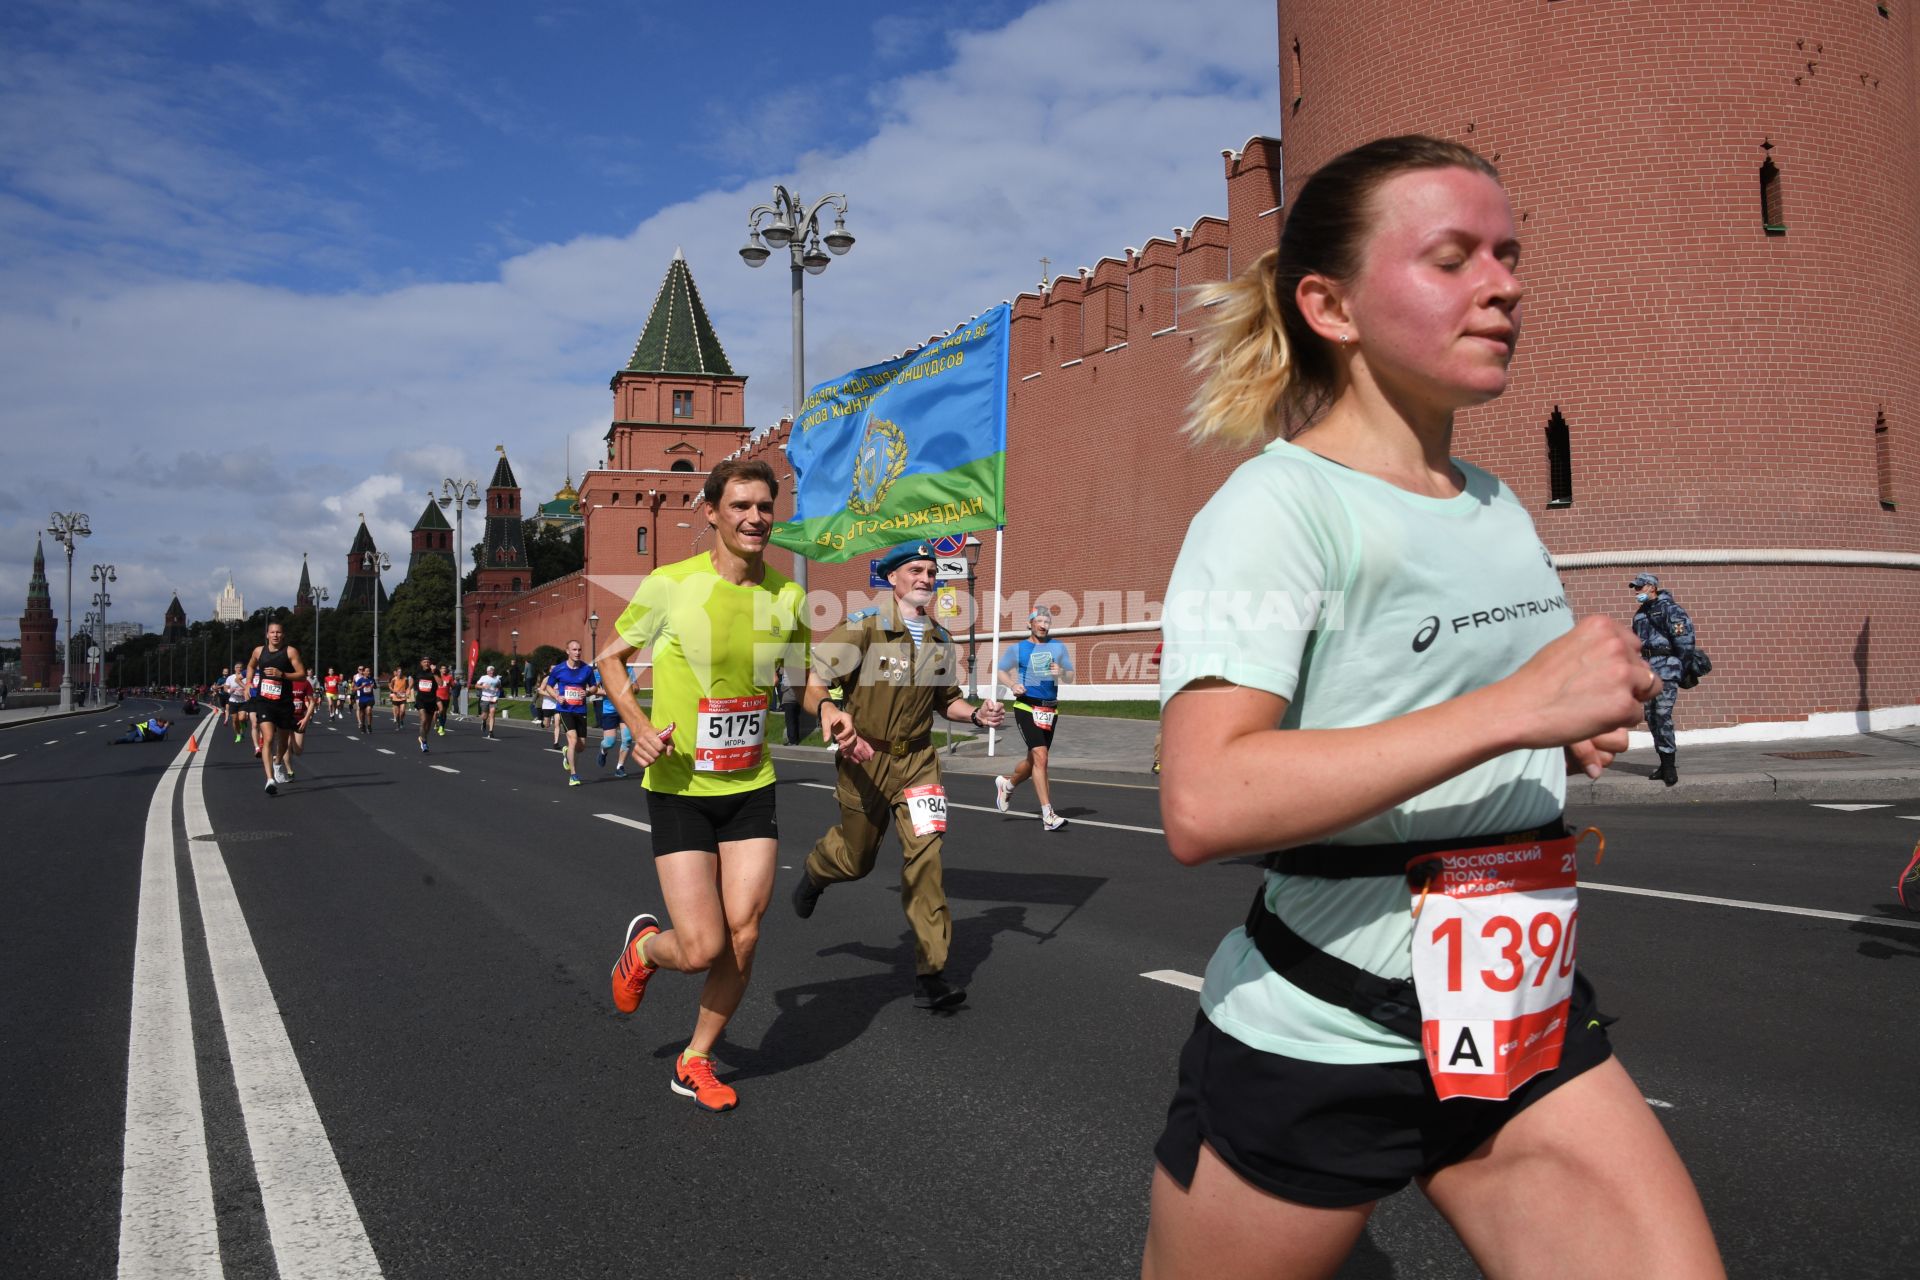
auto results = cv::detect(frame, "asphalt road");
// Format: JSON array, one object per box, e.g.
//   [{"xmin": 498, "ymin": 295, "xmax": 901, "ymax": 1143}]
[{"xmin": 4, "ymin": 700, "xmax": 1918, "ymax": 1278}]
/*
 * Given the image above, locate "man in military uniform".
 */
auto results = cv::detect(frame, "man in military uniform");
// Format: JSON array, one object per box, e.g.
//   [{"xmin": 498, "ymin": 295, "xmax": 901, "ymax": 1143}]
[
  {"xmin": 793, "ymin": 540, "xmax": 1006, "ymax": 1010},
  {"xmin": 1629, "ymin": 572, "xmax": 1696, "ymax": 786}
]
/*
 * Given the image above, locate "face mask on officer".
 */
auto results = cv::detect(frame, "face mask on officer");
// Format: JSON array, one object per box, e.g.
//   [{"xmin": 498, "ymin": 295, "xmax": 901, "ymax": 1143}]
[{"xmin": 1636, "ymin": 592, "xmax": 1650, "ymax": 603}]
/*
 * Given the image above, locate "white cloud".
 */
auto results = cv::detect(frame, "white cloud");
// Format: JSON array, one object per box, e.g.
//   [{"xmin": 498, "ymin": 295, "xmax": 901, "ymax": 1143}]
[{"xmin": 0, "ymin": 0, "xmax": 1277, "ymax": 632}]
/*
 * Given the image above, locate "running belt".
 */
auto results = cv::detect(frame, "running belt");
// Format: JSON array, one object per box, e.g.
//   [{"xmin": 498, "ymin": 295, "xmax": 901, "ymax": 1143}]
[{"xmin": 1246, "ymin": 821, "xmax": 1572, "ymax": 1041}]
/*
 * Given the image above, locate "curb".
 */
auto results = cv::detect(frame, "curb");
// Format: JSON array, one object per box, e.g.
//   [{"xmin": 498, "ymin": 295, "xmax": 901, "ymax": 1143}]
[{"xmin": 0, "ymin": 702, "xmax": 122, "ymax": 731}]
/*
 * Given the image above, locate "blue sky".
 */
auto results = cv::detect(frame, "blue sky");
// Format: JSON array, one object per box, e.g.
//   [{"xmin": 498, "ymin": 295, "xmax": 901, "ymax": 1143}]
[{"xmin": 0, "ymin": 0, "xmax": 1279, "ymax": 638}]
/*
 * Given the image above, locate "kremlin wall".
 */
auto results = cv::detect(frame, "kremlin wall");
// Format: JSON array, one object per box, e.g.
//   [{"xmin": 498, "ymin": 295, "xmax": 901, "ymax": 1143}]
[{"xmin": 452, "ymin": 1, "xmax": 1920, "ymax": 743}]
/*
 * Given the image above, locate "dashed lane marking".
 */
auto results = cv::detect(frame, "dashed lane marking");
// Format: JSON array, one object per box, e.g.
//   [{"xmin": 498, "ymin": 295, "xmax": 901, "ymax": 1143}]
[
  {"xmin": 595, "ymin": 814, "xmax": 652, "ymax": 832},
  {"xmin": 1141, "ymin": 970, "xmax": 1204, "ymax": 992},
  {"xmin": 1646, "ymin": 1098, "xmax": 1675, "ymax": 1109},
  {"xmin": 376, "ymin": 749, "xmax": 394, "ymax": 756},
  {"xmin": 43, "ymin": 739, "xmax": 58, "ymax": 745},
  {"xmin": 796, "ymin": 781, "xmax": 1165, "ymax": 835},
  {"xmin": 1583, "ymin": 881, "xmax": 1920, "ymax": 930},
  {"xmin": 345, "ymin": 736, "xmax": 358, "ymax": 742},
  {"xmin": 1812, "ymin": 803, "xmax": 1893, "ymax": 811},
  {"xmin": 0, "ymin": 754, "xmax": 15, "ymax": 762},
  {"xmin": 429, "ymin": 765, "xmax": 459, "ymax": 774}
]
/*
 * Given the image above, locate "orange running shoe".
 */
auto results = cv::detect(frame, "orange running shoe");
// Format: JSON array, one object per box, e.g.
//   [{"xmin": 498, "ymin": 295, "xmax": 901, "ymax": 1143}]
[
  {"xmin": 609, "ymin": 914, "xmax": 660, "ymax": 1014},
  {"xmin": 672, "ymin": 1052, "xmax": 738, "ymax": 1112}
]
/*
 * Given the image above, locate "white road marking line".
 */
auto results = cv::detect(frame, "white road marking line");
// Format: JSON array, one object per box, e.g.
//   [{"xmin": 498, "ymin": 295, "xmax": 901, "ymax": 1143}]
[
  {"xmin": 797, "ymin": 781, "xmax": 1166, "ymax": 835},
  {"xmin": 1583, "ymin": 881, "xmax": 1920, "ymax": 930},
  {"xmin": 1812, "ymin": 803, "xmax": 1893, "ymax": 811},
  {"xmin": 184, "ymin": 735, "xmax": 384, "ymax": 1278},
  {"xmin": 119, "ymin": 725, "xmax": 220, "ymax": 1278},
  {"xmin": 345, "ymin": 736, "xmax": 358, "ymax": 742},
  {"xmin": 0, "ymin": 754, "xmax": 15, "ymax": 762},
  {"xmin": 1141, "ymin": 970, "xmax": 1204, "ymax": 992},
  {"xmin": 43, "ymin": 739, "xmax": 57, "ymax": 745},
  {"xmin": 376, "ymin": 748, "xmax": 394, "ymax": 756},
  {"xmin": 76, "ymin": 730, "xmax": 87, "ymax": 735},
  {"xmin": 595, "ymin": 813, "xmax": 652, "ymax": 831},
  {"xmin": 429, "ymin": 765, "xmax": 459, "ymax": 774},
  {"xmin": 1645, "ymin": 1098, "xmax": 1675, "ymax": 1109}
]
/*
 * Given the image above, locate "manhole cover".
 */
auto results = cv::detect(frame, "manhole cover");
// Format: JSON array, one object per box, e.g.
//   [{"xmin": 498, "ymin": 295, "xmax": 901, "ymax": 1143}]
[
  {"xmin": 1764, "ymin": 750, "xmax": 1869, "ymax": 760},
  {"xmin": 191, "ymin": 831, "xmax": 292, "ymax": 842}
]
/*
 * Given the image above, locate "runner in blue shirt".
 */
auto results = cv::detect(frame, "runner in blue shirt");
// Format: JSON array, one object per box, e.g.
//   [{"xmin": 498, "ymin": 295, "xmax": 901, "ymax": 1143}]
[
  {"xmin": 539, "ymin": 640, "xmax": 601, "ymax": 786},
  {"xmin": 352, "ymin": 666, "xmax": 377, "ymax": 734},
  {"xmin": 993, "ymin": 608, "xmax": 1074, "ymax": 831}
]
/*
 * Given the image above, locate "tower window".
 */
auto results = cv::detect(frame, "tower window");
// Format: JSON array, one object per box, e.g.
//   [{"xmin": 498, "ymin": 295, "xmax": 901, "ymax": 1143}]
[
  {"xmin": 1545, "ymin": 406, "xmax": 1573, "ymax": 507},
  {"xmin": 671, "ymin": 460, "xmax": 695, "ymax": 472},
  {"xmin": 1289, "ymin": 38, "xmax": 1302, "ymax": 112},
  {"xmin": 1760, "ymin": 157, "xmax": 1785, "ymax": 234},
  {"xmin": 673, "ymin": 390, "xmax": 694, "ymax": 418},
  {"xmin": 1877, "ymin": 410, "xmax": 1895, "ymax": 509},
  {"xmin": 511, "ymin": 577, "xmax": 521, "ymax": 592},
  {"xmin": 636, "ymin": 527, "xmax": 649, "ymax": 554}
]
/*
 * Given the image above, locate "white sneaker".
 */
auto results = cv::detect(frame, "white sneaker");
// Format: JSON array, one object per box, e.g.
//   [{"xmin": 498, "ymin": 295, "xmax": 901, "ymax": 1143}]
[
  {"xmin": 994, "ymin": 775, "xmax": 1012, "ymax": 812},
  {"xmin": 273, "ymin": 762, "xmax": 289, "ymax": 785},
  {"xmin": 1041, "ymin": 811, "xmax": 1067, "ymax": 832}
]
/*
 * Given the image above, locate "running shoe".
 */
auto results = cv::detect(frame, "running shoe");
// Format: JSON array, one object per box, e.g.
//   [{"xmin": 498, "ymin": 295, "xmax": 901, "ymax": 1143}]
[
  {"xmin": 263, "ymin": 778, "xmax": 277, "ymax": 796},
  {"xmin": 610, "ymin": 913, "xmax": 660, "ymax": 1013},
  {"xmin": 1042, "ymin": 812, "xmax": 1068, "ymax": 832},
  {"xmin": 597, "ymin": 746, "xmax": 608, "ymax": 767},
  {"xmin": 614, "ymin": 766, "xmax": 627, "ymax": 779},
  {"xmin": 569, "ymin": 774, "xmax": 582, "ymax": 787},
  {"xmin": 283, "ymin": 763, "xmax": 294, "ymax": 780},
  {"xmin": 274, "ymin": 763, "xmax": 289, "ymax": 784},
  {"xmin": 914, "ymin": 972, "xmax": 967, "ymax": 1011},
  {"xmin": 671, "ymin": 1052, "xmax": 738, "ymax": 1113},
  {"xmin": 253, "ymin": 744, "xmax": 261, "ymax": 758},
  {"xmin": 233, "ymin": 732, "xmax": 242, "ymax": 744},
  {"xmin": 994, "ymin": 775, "xmax": 1012, "ymax": 812},
  {"xmin": 437, "ymin": 723, "xmax": 445, "ymax": 737},
  {"xmin": 419, "ymin": 741, "xmax": 428, "ymax": 754}
]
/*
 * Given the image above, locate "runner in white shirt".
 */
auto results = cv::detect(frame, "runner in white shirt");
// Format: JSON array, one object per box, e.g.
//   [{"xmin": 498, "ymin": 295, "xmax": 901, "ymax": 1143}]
[{"xmin": 475, "ymin": 665, "xmax": 503, "ymax": 739}]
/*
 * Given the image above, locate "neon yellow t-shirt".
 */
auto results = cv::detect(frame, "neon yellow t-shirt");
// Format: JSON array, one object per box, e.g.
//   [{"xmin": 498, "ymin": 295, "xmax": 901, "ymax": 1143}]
[{"xmin": 613, "ymin": 553, "xmax": 807, "ymax": 797}]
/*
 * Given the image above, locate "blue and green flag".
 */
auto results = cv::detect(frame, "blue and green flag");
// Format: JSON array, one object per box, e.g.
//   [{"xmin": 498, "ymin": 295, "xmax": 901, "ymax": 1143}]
[{"xmin": 772, "ymin": 303, "xmax": 1008, "ymax": 564}]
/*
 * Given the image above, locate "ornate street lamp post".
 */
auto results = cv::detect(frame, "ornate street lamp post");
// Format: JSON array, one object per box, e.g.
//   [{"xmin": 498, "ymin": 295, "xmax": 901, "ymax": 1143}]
[
  {"xmin": 363, "ymin": 548, "xmax": 391, "ymax": 679},
  {"xmin": 82, "ymin": 609, "xmax": 100, "ymax": 704},
  {"xmin": 510, "ymin": 628, "xmax": 520, "ymax": 698},
  {"xmin": 48, "ymin": 511, "xmax": 90, "ymax": 712},
  {"xmin": 89, "ymin": 562, "xmax": 114, "ymax": 703},
  {"xmin": 741, "ymin": 185, "xmax": 856, "ymax": 597},
  {"xmin": 310, "ymin": 585, "xmax": 330, "ymax": 691},
  {"xmin": 437, "ymin": 479, "xmax": 482, "ymax": 715}
]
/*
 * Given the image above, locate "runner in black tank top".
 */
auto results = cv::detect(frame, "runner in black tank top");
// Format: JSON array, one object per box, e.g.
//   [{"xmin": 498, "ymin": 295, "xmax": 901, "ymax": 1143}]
[{"xmin": 246, "ymin": 622, "xmax": 305, "ymax": 795}]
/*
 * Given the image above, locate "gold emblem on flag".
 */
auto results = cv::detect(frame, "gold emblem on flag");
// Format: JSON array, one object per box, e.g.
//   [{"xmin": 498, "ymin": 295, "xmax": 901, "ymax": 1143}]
[{"xmin": 848, "ymin": 417, "xmax": 908, "ymax": 515}]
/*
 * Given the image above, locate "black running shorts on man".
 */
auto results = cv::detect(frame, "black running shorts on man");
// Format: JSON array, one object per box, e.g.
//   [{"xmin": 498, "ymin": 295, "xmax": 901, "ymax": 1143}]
[
  {"xmin": 643, "ymin": 784, "xmax": 778, "ymax": 855},
  {"xmin": 1014, "ymin": 700, "xmax": 1059, "ymax": 750},
  {"xmin": 1153, "ymin": 973, "xmax": 1613, "ymax": 1208}
]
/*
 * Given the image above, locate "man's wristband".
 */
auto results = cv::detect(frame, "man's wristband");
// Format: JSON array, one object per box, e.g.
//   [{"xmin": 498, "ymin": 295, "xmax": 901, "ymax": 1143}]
[{"xmin": 969, "ymin": 708, "xmax": 983, "ymax": 728}]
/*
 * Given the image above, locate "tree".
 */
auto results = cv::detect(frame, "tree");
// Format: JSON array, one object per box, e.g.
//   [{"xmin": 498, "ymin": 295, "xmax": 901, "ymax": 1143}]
[
  {"xmin": 526, "ymin": 521, "xmax": 584, "ymax": 587},
  {"xmin": 528, "ymin": 644, "xmax": 566, "ymax": 684},
  {"xmin": 383, "ymin": 555, "xmax": 457, "ymax": 668}
]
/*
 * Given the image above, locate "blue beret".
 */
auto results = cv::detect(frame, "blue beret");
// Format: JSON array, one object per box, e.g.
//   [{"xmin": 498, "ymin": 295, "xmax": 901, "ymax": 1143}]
[{"xmin": 876, "ymin": 542, "xmax": 937, "ymax": 576}]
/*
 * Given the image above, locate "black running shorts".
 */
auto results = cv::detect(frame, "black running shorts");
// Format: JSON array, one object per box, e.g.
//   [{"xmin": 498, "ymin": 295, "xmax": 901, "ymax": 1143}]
[
  {"xmin": 1153, "ymin": 972, "xmax": 1613, "ymax": 1208},
  {"xmin": 414, "ymin": 694, "xmax": 438, "ymax": 713},
  {"xmin": 1015, "ymin": 702, "xmax": 1058, "ymax": 750},
  {"xmin": 250, "ymin": 697, "xmax": 295, "ymax": 730},
  {"xmin": 555, "ymin": 711, "xmax": 588, "ymax": 738},
  {"xmin": 643, "ymin": 784, "xmax": 778, "ymax": 855}
]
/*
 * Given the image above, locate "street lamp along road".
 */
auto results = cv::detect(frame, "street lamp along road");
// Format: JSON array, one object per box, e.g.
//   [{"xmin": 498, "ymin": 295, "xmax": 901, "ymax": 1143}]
[
  {"xmin": 741, "ymin": 184, "xmax": 855, "ymax": 598},
  {"xmin": 363, "ymin": 540, "xmax": 392, "ymax": 681},
  {"xmin": 48, "ymin": 511, "xmax": 90, "ymax": 713},
  {"xmin": 89, "ymin": 562, "xmax": 115, "ymax": 703},
  {"xmin": 310, "ymin": 584, "xmax": 330, "ymax": 700},
  {"xmin": 437, "ymin": 480, "xmax": 482, "ymax": 716},
  {"xmin": 510, "ymin": 629, "xmax": 520, "ymax": 698}
]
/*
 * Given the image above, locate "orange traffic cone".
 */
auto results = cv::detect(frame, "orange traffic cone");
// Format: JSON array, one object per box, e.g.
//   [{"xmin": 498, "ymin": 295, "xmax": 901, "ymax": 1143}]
[{"xmin": 188, "ymin": 735, "xmax": 199, "ymax": 754}]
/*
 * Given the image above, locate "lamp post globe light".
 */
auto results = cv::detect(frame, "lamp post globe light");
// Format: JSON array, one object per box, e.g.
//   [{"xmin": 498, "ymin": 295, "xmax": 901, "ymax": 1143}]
[
  {"xmin": 48, "ymin": 511, "xmax": 90, "ymax": 712},
  {"xmin": 89, "ymin": 563, "xmax": 115, "ymax": 703},
  {"xmin": 363, "ymin": 548, "xmax": 391, "ymax": 679},
  {"xmin": 509, "ymin": 628, "xmax": 520, "ymax": 698},
  {"xmin": 82, "ymin": 609, "xmax": 100, "ymax": 704},
  {"xmin": 741, "ymin": 185, "xmax": 855, "ymax": 597},
  {"xmin": 437, "ymin": 480, "xmax": 482, "ymax": 716},
  {"xmin": 588, "ymin": 611, "xmax": 599, "ymax": 664}
]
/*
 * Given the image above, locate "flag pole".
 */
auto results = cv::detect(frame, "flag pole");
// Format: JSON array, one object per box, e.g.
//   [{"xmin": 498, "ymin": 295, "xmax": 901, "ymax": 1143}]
[{"xmin": 987, "ymin": 525, "xmax": 1005, "ymax": 757}]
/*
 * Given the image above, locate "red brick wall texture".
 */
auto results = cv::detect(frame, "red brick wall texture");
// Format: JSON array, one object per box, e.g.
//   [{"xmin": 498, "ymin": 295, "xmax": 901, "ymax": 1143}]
[{"xmin": 478, "ymin": 1, "xmax": 1920, "ymax": 733}]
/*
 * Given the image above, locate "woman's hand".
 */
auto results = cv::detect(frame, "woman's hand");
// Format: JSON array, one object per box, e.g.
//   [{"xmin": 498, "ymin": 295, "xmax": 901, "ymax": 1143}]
[{"xmin": 1503, "ymin": 617, "xmax": 1658, "ymax": 753}]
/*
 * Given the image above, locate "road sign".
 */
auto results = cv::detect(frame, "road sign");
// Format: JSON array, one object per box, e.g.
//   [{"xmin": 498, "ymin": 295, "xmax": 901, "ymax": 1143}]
[
  {"xmin": 935, "ymin": 556, "xmax": 967, "ymax": 581},
  {"xmin": 934, "ymin": 585, "xmax": 961, "ymax": 619},
  {"xmin": 931, "ymin": 534, "xmax": 966, "ymax": 557},
  {"xmin": 87, "ymin": 645, "xmax": 101, "ymax": 661}
]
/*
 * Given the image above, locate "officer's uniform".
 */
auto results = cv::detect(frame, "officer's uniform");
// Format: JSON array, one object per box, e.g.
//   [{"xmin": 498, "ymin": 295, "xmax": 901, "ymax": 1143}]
[
  {"xmin": 804, "ymin": 596, "xmax": 965, "ymax": 977},
  {"xmin": 1629, "ymin": 573, "xmax": 1695, "ymax": 761}
]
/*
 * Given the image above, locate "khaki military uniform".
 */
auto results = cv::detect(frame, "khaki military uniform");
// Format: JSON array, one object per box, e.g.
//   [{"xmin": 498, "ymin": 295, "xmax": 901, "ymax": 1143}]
[{"xmin": 805, "ymin": 599, "xmax": 965, "ymax": 976}]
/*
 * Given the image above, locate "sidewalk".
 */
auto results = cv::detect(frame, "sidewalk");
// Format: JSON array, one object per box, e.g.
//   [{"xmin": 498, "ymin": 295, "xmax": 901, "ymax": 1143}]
[
  {"xmin": 776, "ymin": 714, "xmax": 1920, "ymax": 804},
  {"xmin": 0, "ymin": 701, "xmax": 120, "ymax": 729}
]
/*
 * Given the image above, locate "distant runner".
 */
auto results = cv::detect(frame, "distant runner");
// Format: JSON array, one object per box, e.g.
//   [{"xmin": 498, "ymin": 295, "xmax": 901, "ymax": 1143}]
[
  {"xmin": 475, "ymin": 664, "xmax": 503, "ymax": 739},
  {"xmin": 994, "ymin": 606, "xmax": 1075, "ymax": 831},
  {"xmin": 539, "ymin": 642, "xmax": 599, "ymax": 786}
]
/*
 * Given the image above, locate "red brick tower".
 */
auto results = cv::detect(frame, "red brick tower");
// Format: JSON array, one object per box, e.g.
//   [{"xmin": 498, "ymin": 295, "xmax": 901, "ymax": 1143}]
[
  {"xmin": 293, "ymin": 554, "xmax": 314, "ymax": 614},
  {"xmin": 578, "ymin": 252, "xmax": 753, "ymax": 624},
  {"xmin": 162, "ymin": 594, "xmax": 188, "ymax": 643},
  {"xmin": 19, "ymin": 535, "xmax": 56, "ymax": 688},
  {"xmin": 340, "ymin": 518, "xmax": 387, "ymax": 612},
  {"xmin": 475, "ymin": 447, "xmax": 531, "ymax": 596},
  {"xmin": 406, "ymin": 498, "xmax": 455, "ymax": 584},
  {"xmin": 1278, "ymin": 0, "xmax": 1920, "ymax": 733}
]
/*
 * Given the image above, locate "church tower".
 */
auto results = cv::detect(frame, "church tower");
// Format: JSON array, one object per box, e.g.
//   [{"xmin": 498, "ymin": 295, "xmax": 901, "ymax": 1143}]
[
  {"xmin": 476, "ymin": 447, "xmax": 531, "ymax": 596},
  {"xmin": 162, "ymin": 594, "xmax": 188, "ymax": 643},
  {"xmin": 407, "ymin": 498, "xmax": 456, "ymax": 581},
  {"xmin": 578, "ymin": 252, "xmax": 753, "ymax": 622},
  {"xmin": 340, "ymin": 518, "xmax": 388, "ymax": 612},
  {"xmin": 293, "ymin": 554, "xmax": 314, "ymax": 613},
  {"xmin": 18, "ymin": 535, "xmax": 56, "ymax": 688}
]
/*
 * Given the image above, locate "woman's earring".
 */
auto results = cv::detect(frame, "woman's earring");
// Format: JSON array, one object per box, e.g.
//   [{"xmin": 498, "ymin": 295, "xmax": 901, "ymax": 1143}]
[{"xmin": 1340, "ymin": 334, "xmax": 1350, "ymax": 344}]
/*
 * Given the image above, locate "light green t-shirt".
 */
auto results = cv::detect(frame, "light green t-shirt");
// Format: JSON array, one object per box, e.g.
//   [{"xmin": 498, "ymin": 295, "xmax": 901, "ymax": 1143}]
[
  {"xmin": 1160, "ymin": 439, "xmax": 1572, "ymax": 1063},
  {"xmin": 613, "ymin": 553, "xmax": 807, "ymax": 797}
]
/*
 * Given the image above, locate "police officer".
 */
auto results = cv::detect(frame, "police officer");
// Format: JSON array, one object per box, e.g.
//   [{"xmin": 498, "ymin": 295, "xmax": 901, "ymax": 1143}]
[
  {"xmin": 1629, "ymin": 572, "xmax": 1695, "ymax": 786},
  {"xmin": 792, "ymin": 540, "xmax": 1006, "ymax": 1011}
]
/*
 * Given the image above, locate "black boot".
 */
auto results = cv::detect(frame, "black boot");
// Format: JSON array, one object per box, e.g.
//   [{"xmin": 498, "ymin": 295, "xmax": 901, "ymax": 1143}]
[
  {"xmin": 791, "ymin": 869, "xmax": 826, "ymax": 919},
  {"xmin": 1657, "ymin": 750, "xmax": 1678, "ymax": 787},
  {"xmin": 914, "ymin": 971, "xmax": 966, "ymax": 1011}
]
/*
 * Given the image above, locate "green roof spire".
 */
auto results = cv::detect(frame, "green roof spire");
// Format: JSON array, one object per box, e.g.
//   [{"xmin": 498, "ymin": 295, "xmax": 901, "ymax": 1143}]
[{"xmin": 625, "ymin": 250, "xmax": 734, "ymax": 377}]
